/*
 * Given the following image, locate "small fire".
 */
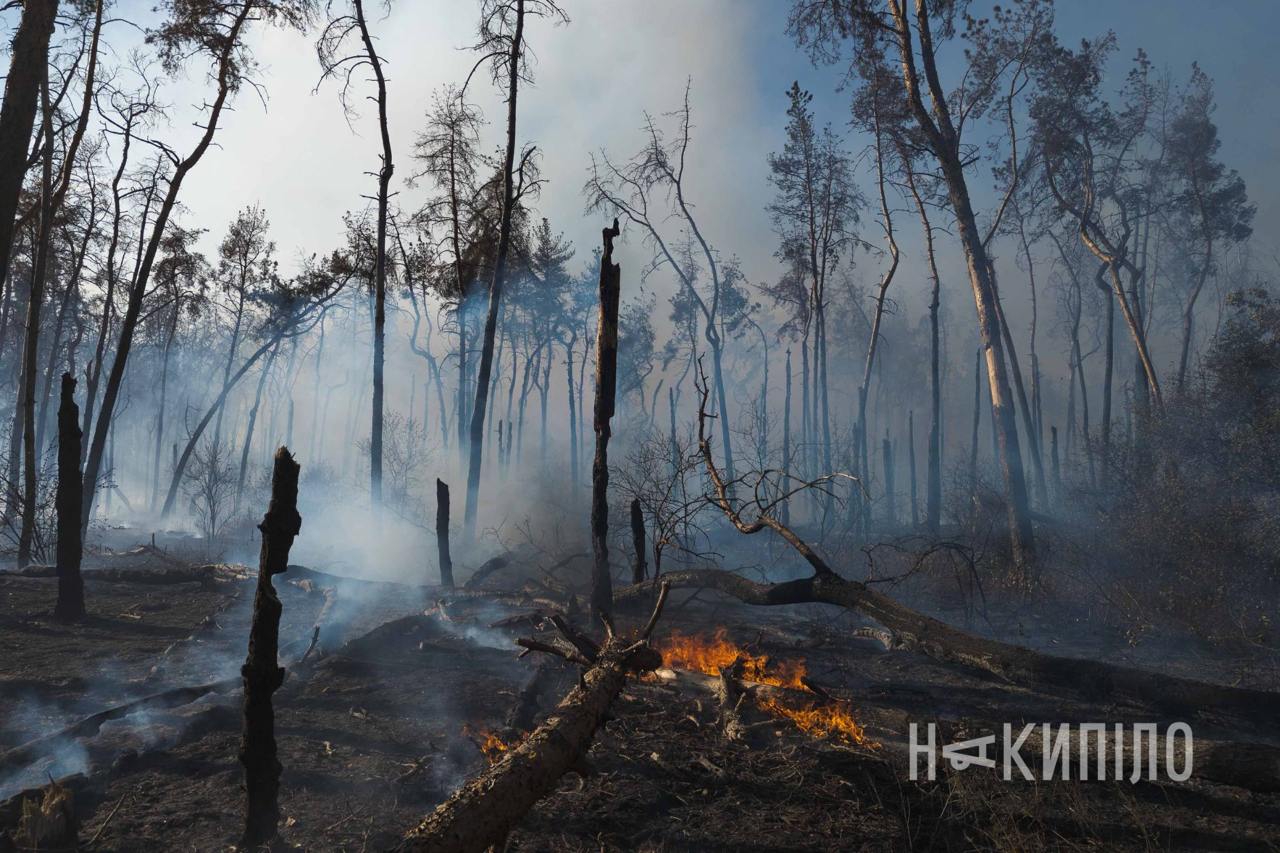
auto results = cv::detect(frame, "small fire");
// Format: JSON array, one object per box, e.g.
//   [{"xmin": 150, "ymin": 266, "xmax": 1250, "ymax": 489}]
[
  {"xmin": 659, "ymin": 629, "xmax": 872, "ymax": 747},
  {"xmin": 659, "ymin": 628, "xmax": 807, "ymax": 689},
  {"xmin": 462, "ymin": 725, "xmax": 513, "ymax": 763},
  {"xmin": 757, "ymin": 696, "xmax": 870, "ymax": 746}
]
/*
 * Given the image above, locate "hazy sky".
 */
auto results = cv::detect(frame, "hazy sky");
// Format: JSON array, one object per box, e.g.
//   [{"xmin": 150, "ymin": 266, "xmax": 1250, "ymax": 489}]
[{"xmin": 97, "ymin": 0, "xmax": 1280, "ymax": 346}]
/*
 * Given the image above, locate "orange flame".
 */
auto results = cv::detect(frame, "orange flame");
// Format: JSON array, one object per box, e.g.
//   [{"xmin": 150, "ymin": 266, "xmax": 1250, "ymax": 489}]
[
  {"xmin": 658, "ymin": 629, "xmax": 872, "ymax": 747},
  {"xmin": 659, "ymin": 628, "xmax": 807, "ymax": 689},
  {"xmin": 462, "ymin": 725, "xmax": 513, "ymax": 763}
]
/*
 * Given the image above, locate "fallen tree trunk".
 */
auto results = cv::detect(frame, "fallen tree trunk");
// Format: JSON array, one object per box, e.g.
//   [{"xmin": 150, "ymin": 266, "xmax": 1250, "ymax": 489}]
[
  {"xmin": 0, "ymin": 679, "xmax": 240, "ymax": 773},
  {"xmin": 398, "ymin": 583, "xmax": 669, "ymax": 853},
  {"xmin": 0, "ymin": 564, "xmax": 250, "ymax": 584},
  {"xmin": 619, "ymin": 570, "xmax": 1277, "ymax": 729},
  {"xmin": 671, "ymin": 667, "xmax": 1280, "ymax": 792},
  {"xmin": 657, "ymin": 376, "xmax": 1280, "ymax": 733}
]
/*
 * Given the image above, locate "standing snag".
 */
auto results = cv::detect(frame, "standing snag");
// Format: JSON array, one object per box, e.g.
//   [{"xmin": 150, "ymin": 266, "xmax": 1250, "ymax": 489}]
[
  {"xmin": 590, "ymin": 218, "xmax": 622, "ymax": 620},
  {"xmin": 239, "ymin": 447, "xmax": 302, "ymax": 849},
  {"xmin": 436, "ymin": 478, "xmax": 454, "ymax": 588},
  {"xmin": 54, "ymin": 374, "xmax": 84, "ymax": 622}
]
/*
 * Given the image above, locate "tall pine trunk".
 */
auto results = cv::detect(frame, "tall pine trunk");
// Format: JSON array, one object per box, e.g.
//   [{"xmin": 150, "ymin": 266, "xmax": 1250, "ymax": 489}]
[{"xmin": 463, "ymin": 0, "xmax": 524, "ymax": 538}]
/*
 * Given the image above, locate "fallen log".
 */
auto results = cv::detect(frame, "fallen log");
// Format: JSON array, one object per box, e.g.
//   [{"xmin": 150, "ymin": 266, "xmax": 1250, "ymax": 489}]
[
  {"xmin": 653, "ymin": 376, "xmax": 1280, "ymax": 732},
  {"xmin": 398, "ymin": 582, "xmax": 669, "ymax": 853},
  {"xmin": 0, "ymin": 679, "xmax": 240, "ymax": 773},
  {"xmin": 461, "ymin": 554, "xmax": 508, "ymax": 589},
  {"xmin": 0, "ymin": 564, "xmax": 249, "ymax": 585},
  {"xmin": 619, "ymin": 569, "xmax": 1278, "ymax": 730},
  {"xmin": 670, "ymin": 668, "xmax": 1280, "ymax": 792}
]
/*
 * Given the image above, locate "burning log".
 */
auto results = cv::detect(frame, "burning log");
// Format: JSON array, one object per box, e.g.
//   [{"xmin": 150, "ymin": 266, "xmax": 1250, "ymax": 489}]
[
  {"xmin": 589, "ymin": 218, "xmax": 621, "ymax": 621},
  {"xmin": 619, "ymin": 373, "xmax": 1280, "ymax": 732},
  {"xmin": 10, "ymin": 780, "xmax": 76, "ymax": 852},
  {"xmin": 436, "ymin": 478, "xmax": 454, "ymax": 588},
  {"xmin": 239, "ymin": 447, "xmax": 301, "ymax": 850},
  {"xmin": 54, "ymin": 373, "xmax": 84, "ymax": 622},
  {"xmin": 398, "ymin": 582, "xmax": 670, "ymax": 853}
]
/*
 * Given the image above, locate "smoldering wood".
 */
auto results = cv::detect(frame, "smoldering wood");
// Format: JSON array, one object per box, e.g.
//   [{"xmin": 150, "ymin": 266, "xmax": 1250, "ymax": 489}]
[
  {"xmin": 589, "ymin": 218, "xmax": 621, "ymax": 620},
  {"xmin": 54, "ymin": 373, "xmax": 84, "ymax": 621},
  {"xmin": 239, "ymin": 447, "xmax": 301, "ymax": 849},
  {"xmin": 398, "ymin": 582, "xmax": 669, "ymax": 853}
]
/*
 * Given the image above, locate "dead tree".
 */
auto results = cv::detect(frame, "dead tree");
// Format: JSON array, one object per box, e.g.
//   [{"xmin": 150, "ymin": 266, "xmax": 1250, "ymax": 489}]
[
  {"xmin": 399, "ymin": 583, "xmax": 669, "ymax": 853},
  {"xmin": 590, "ymin": 219, "xmax": 621, "ymax": 619},
  {"xmin": 614, "ymin": 380, "xmax": 1277, "ymax": 730},
  {"xmin": 239, "ymin": 447, "xmax": 302, "ymax": 849},
  {"xmin": 436, "ymin": 478, "xmax": 454, "ymax": 588},
  {"xmin": 629, "ymin": 497, "xmax": 646, "ymax": 583},
  {"xmin": 54, "ymin": 374, "xmax": 84, "ymax": 622}
]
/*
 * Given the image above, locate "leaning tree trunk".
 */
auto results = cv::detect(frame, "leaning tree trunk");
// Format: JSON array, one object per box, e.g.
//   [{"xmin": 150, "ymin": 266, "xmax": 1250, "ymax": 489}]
[
  {"xmin": 54, "ymin": 374, "xmax": 84, "ymax": 622},
  {"xmin": 590, "ymin": 220, "xmax": 621, "ymax": 620},
  {"xmin": 82, "ymin": 4, "xmax": 253, "ymax": 535},
  {"xmin": 160, "ymin": 333, "xmax": 283, "ymax": 519},
  {"xmin": 235, "ymin": 340, "xmax": 280, "ymax": 511},
  {"xmin": 240, "ymin": 447, "xmax": 301, "ymax": 850},
  {"xmin": 463, "ymin": 0, "xmax": 525, "ymax": 539}
]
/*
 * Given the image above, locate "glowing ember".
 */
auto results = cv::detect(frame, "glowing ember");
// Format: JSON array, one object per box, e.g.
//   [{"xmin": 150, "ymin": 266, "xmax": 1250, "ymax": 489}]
[{"xmin": 658, "ymin": 629, "xmax": 873, "ymax": 747}]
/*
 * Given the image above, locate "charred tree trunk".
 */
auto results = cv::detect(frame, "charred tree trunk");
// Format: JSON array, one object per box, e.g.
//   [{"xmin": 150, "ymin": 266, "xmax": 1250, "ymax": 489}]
[
  {"xmin": 969, "ymin": 349, "xmax": 982, "ymax": 519},
  {"xmin": 629, "ymin": 497, "xmax": 646, "ymax": 584},
  {"xmin": 0, "ymin": 0, "xmax": 58, "ymax": 292},
  {"xmin": 239, "ymin": 447, "xmax": 301, "ymax": 850},
  {"xmin": 1050, "ymin": 425, "xmax": 1061, "ymax": 504},
  {"xmin": 436, "ymin": 479, "xmax": 454, "ymax": 588},
  {"xmin": 907, "ymin": 411, "xmax": 919, "ymax": 529},
  {"xmin": 590, "ymin": 220, "xmax": 621, "ymax": 621},
  {"xmin": 780, "ymin": 349, "xmax": 792, "ymax": 528},
  {"xmin": 882, "ymin": 434, "xmax": 895, "ymax": 529},
  {"xmin": 463, "ymin": 0, "xmax": 525, "ymax": 539},
  {"xmin": 400, "ymin": 588, "xmax": 668, "ymax": 853},
  {"xmin": 353, "ymin": 0, "xmax": 393, "ymax": 514},
  {"xmin": 54, "ymin": 374, "xmax": 84, "ymax": 622},
  {"xmin": 16, "ymin": 76, "xmax": 53, "ymax": 567}
]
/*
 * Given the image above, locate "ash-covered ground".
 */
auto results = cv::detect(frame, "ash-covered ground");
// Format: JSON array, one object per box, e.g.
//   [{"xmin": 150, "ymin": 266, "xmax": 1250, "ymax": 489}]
[{"xmin": 1, "ymin": 530, "xmax": 1277, "ymax": 852}]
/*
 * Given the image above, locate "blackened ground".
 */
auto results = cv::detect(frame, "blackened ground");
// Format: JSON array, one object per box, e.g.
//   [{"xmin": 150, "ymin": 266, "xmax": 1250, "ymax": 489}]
[{"xmin": 0, "ymin": 542, "xmax": 1278, "ymax": 852}]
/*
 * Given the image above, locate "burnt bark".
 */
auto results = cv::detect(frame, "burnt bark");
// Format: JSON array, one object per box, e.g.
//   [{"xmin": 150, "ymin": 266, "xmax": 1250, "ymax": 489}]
[
  {"xmin": 629, "ymin": 497, "xmax": 646, "ymax": 584},
  {"xmin": 239, "ymin": 447, "xmax": 301, "ymax": 849},
  {"xmin": 590, "ymin": 220, "xmax": 621, "ymax": 620},
  {"xmin": 0, "ymin": 0, "xmax": 58, "ymax": 291},
  {"xmin": 54, "ymin": 374, "xmax": 83, "ymax": 622},
  {"xmin": 399, "ymin": 586, "xmax": 668, "ymax": 853},
  {"xmin": 435, "ymin": 478, "xmax": 454, "ymax": 588}
]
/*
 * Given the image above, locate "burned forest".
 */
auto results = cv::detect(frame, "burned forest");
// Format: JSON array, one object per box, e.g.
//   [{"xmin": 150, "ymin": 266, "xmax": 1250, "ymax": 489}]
[{"xmin": 2, "ymin": 1, "xmax": 1280, "ymax": 850}]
